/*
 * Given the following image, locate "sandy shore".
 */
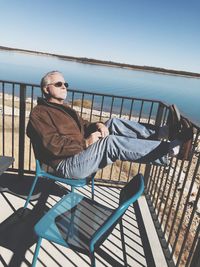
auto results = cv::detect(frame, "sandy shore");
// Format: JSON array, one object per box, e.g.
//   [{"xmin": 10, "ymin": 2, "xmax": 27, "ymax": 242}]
[{"xmin": 0, "ymin": 92, "xmax": 154, "ymax": 125}]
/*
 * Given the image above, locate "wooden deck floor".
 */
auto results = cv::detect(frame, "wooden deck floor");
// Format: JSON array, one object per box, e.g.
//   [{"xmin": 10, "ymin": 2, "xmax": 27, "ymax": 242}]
[{"xmin": 0, "ymin": 173, "xmax": 167, "ymax": 267}]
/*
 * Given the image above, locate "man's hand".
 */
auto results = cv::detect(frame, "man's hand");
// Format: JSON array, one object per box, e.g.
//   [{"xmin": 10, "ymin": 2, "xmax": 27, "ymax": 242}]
[
  {"xmin": 96, "ymin": 122, "xmax": 109, "ymax": 138},
  {"xmin": 85, "ymin": 131, "xmax": 102, "ymax": 147}
]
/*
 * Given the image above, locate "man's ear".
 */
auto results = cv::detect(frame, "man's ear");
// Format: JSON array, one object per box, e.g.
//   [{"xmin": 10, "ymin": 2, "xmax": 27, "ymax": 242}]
[{"xmin": 43, "ymin": 86, "xmax": 49, "ymax": 95}]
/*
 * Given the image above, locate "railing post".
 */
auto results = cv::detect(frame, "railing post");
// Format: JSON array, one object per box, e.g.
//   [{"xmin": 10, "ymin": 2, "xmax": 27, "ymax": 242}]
[
  {"xmin": 143, "ymin": 163, "xmax": 151, "ymax": 188},
  {"xmin": 18, "ymin": 84, "xmax": 26, "ymax": 177}
]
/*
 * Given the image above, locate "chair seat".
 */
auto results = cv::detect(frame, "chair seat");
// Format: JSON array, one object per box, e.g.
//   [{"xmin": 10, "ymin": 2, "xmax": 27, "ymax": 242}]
[
  {"xmin": 35, "ymin": 192, "xmax": 114, "ymax": 253},
  {"xmin": 39, "ymin": 168, "xmax": 93, "ymax": 187},
  {"xmin": 23, "ymin": 159, "xmax": 95, "ymax": 210}
]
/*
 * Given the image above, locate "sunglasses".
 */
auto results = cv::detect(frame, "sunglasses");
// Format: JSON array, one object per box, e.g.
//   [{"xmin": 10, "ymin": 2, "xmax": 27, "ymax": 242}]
[{"xmin": 47, "ymin": 81, "xmax": 69, "ymax": 88}]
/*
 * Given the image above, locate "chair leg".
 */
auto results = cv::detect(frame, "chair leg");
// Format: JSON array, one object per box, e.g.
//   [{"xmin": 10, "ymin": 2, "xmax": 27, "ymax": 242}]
[
  {"xmin": 32, "ymin": 237, "xmax": 42, "ymax": 267},
  {"xmin": 90, "ymin": 251, "xmax": 96, "ymax": 267},
  {"xmin": 23, "ymin": 174, "xmax": 39, "ymax": 210},
  {"xmin": 91, "ymin": 176, "xmax": 95, "ymax": 200},
  {"xmin": 119, "ymin": 219, "xmax": 128, "ymax": 267},
  {"xmin": 68, "ymin": 206, "xmax": 76, "ymax": 239}
]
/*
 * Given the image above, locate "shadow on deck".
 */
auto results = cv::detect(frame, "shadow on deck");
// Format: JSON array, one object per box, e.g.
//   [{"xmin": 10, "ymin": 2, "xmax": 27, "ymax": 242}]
[{"xmin": 0, "ymin": 173, "xmax": 166, "ymax": 267}]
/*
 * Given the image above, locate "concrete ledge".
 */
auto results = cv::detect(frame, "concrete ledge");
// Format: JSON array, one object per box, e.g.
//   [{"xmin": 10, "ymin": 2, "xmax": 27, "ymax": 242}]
[{"xmin": 138, "ymin": 195, "xmax": 168, "ymax": 267}]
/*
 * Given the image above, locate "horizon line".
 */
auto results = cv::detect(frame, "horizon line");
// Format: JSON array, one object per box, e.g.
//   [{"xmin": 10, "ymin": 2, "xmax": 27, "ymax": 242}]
[{"xmin": 0, "ymin": 45, "xmax": 200, "ymax": 78}]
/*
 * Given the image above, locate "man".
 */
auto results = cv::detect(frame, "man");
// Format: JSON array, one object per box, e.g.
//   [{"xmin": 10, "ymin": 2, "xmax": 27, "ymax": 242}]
[{"xmin": 27, "ymin": 71, "xmax": 193, "ymax": 179}]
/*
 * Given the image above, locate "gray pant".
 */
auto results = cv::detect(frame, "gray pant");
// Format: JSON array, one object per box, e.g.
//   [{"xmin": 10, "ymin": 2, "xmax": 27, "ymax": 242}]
[{"xmin": 56, "ymin": 118, "xmax": 169, "ymax": 179}]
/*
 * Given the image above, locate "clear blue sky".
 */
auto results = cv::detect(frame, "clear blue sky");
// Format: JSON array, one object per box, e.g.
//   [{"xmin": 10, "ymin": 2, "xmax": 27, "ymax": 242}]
[{"xmin": 0, "ymin": 0, "xmax": 200, "ymax": 73}]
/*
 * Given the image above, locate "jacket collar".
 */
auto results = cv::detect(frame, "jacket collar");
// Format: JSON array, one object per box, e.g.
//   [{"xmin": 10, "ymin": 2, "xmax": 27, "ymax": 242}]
[
  {"xmin": 37, "ymin": 97, "xmax": 68, "ymax": 108},
  {"xmin": 37, "ymin": 97, "xmax": 49, "ymax": 105}
]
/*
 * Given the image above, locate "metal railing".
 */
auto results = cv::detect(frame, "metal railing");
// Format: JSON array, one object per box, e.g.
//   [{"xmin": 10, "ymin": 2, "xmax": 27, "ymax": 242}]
[{"xmin": 0, "ymin": 80, "xmax": 199, "ymax": 267}]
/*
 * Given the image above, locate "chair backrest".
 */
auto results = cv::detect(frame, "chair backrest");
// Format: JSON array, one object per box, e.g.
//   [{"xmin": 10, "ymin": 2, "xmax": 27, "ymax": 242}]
[
  {"xmin": 90, "ymin": 173, "xmax": 144, "ymax": 251},
  {"xmin": 27, "ymin": 122, "xmax": 54, "ymax": 168},
  {"xmin": 119, "ymin": 173, "xmax": 144, "ymax": 207},
  {"xmin": 31, "ymin": 140, "xmax": 50, "ymax": 168}
]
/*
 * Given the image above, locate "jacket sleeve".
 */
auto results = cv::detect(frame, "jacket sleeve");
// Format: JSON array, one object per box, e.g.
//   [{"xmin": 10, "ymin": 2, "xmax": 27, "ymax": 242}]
[
  {"xmin": 27, "ymin": 110, "xmax": 86, "ymax": 158},
  {"xmin": 77, "ymin": 114, "xmax": 105, "ymax": 137},
  {"xmin": 78, "ymin": 116, "xmax": 98, "ymax": 137}
]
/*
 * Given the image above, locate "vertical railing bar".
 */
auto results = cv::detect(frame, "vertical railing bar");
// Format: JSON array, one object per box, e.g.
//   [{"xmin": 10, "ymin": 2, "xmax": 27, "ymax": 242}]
[
  {"xmin": 142, "ymin": 100, "xmax": 146, "ymax": 122},
  {"xmin": 80, "ymin": 92, "xmax": 84, "ymax": 117},
  {"xmin": 109, "ymin": 163, "xmax": 115, "ymax": 181},
  {"xmin": 143, "ymin": 164, "xmax": 152, "ymax": 189},
  {"xmin": 138, "ymin": 100, "xmax": 144, "ymax": 122},
  {"xmin": 176, "ymin": 186, "xmax": 200, "ymax": 267},
  {"xmin": 168, "ymin": 160, "xmax": 194, "ymax": 245},
  {"xmin": 165, "ymin": 160, "xmax": 186, "ymax": 241},
  {"xmin": 119, "ymin": 98, "xmax": 124, "ymax": 118},
  {"xmin": 149, "ymin": 165, "xmax": 158, "ymax": 198},
  {"xmin": 107, "ymin": 165, "xmax": 111, "ymax": 181},
  {"xmin": 151, "ymin": 166, "xmax": 161, "ymax": 205},
  {"xmin": 160, "ymin": 158, "xmax": 180, "ymax": 226},
  {"xmin": 152, "ymin": 165, "xmax": 162, "ymax": 201},
  {"xmin": 146, "ymin": 164, "xmax": 154, "ymax": 192},
  {"xmin": 11, "ymin": 83, "xmax": 15, "ymax": 168},
  {"xmin": 154, "ymin": 164, "xmax": 171, "ymax": 224},
  {"xmin": 109, "ymin": 96, "xmax": 114, "ymax": 119},
  {"xmin": 157, "ymin": 157, "xmax": 173, "ymax": 215},
  {"xmin": 147, "ymin": 164, "xmax": 156, "ymax": 195},
  {"xmin": 2, "ymin": 82, "xmax": 5, "ymax": 155},
  {"xmin": 0, "ymin": 82, "xmax": 1, "ymax": 155},
  {"xmin": 147, "ymin": 102, "xmax": 154, "ymax": 124},
  {"xmin": 142, "ymin": 101, "xmax": 148, "ymax": 123},
  {"xmin": 145, "ymin": 164, "xmax": 153, "ymax": 195},
  {"xmin": 171, "ymin": 156, "xmax": 200, "ymax": 255},
  {"xmin": 150, "ymin": 166, "xmax": 159, "ymax": 203},
  {"xmin": 162, "ymin": 107, "xmax": 169, "ymax": 126},
  {"xmin": 87, "ymin": 93, "xmax": 92, "ymax": 122},
  {"xmin": 28, "ymin": 86, "xmax": 34, "ymax": 171},
  {"xmin": 127, "ymin": 162, "xmax": 133, "ymax": 181},
  {"xmin": 148, "ymin": 164, "xmax": 155, "ymax": 194},
  {"xmin": 89, "ymin": 94, "xmax": 95, "ymax": 122},
  {"xmin": 145, "ymin": 164, "xmax": 152, "ymax": 191},
  {"xmin": 117, "ymin": 161, "xmax": 123, "ymax": 182},
  {"xmin": 71, "ymin": 91, "xmax": 75, "ymax": 108},
  {"xmin": 98, "ymin": 167, "xmax": 103, "ymax": 180},
  {"xmin": 128, "ymin": 99, "xmax": 134, "ymax": 120},
  {"xmin": 100, "ymin": 167, "xmax": 104, "ymax": 180},
  {"xmin": 138, "ymin": 163, "xmax": 143, "ymax": 174},
  {"xmin": 99, "ymin": 95, "xmax": 104, "ymax": 121},
  {"xmin": 147, "ymin": 103, "xmax": 153, "ymax": 124},
  {"xmin": 149, "ymin": 165, "xmax": 159, "ymax": 202},
  {"xmin": 18, "ymin": 84, "xmax": 26, "ymax": 177},
  {"xmin": 137, "ymin": 163, "xmax": 141, "ymax": 173},
  {"xmin": 154, "ymin": 166, "xmax": 165, "ymax": 209}
]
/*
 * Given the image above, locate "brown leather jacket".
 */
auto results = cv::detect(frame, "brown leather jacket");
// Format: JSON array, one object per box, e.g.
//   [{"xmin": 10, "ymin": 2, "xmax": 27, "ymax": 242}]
[{"xmin": 27, "ymin": 98, "xmax": 98, "ymax": 168}]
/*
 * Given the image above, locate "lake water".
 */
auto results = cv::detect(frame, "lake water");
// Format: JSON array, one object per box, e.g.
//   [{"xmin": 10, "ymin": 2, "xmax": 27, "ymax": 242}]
[{"xmin": 0, "ymin": 50, "xmax": 200, "ymax": 125}]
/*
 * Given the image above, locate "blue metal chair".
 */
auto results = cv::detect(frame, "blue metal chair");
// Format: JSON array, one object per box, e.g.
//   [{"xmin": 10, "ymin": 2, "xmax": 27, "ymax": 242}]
[
  {"xmin": 23, "ymin": 159, "xmax": 95, "ymax": 210},
  {"xmin": 31, "ymin": 173, "xmax": 144, "ymax": 267}
]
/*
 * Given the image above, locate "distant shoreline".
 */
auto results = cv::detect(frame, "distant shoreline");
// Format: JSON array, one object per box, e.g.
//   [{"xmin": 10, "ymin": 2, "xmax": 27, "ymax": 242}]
[{"xmin": 0, "ymin": 45, "xmax": 200, "ymax": 78}]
